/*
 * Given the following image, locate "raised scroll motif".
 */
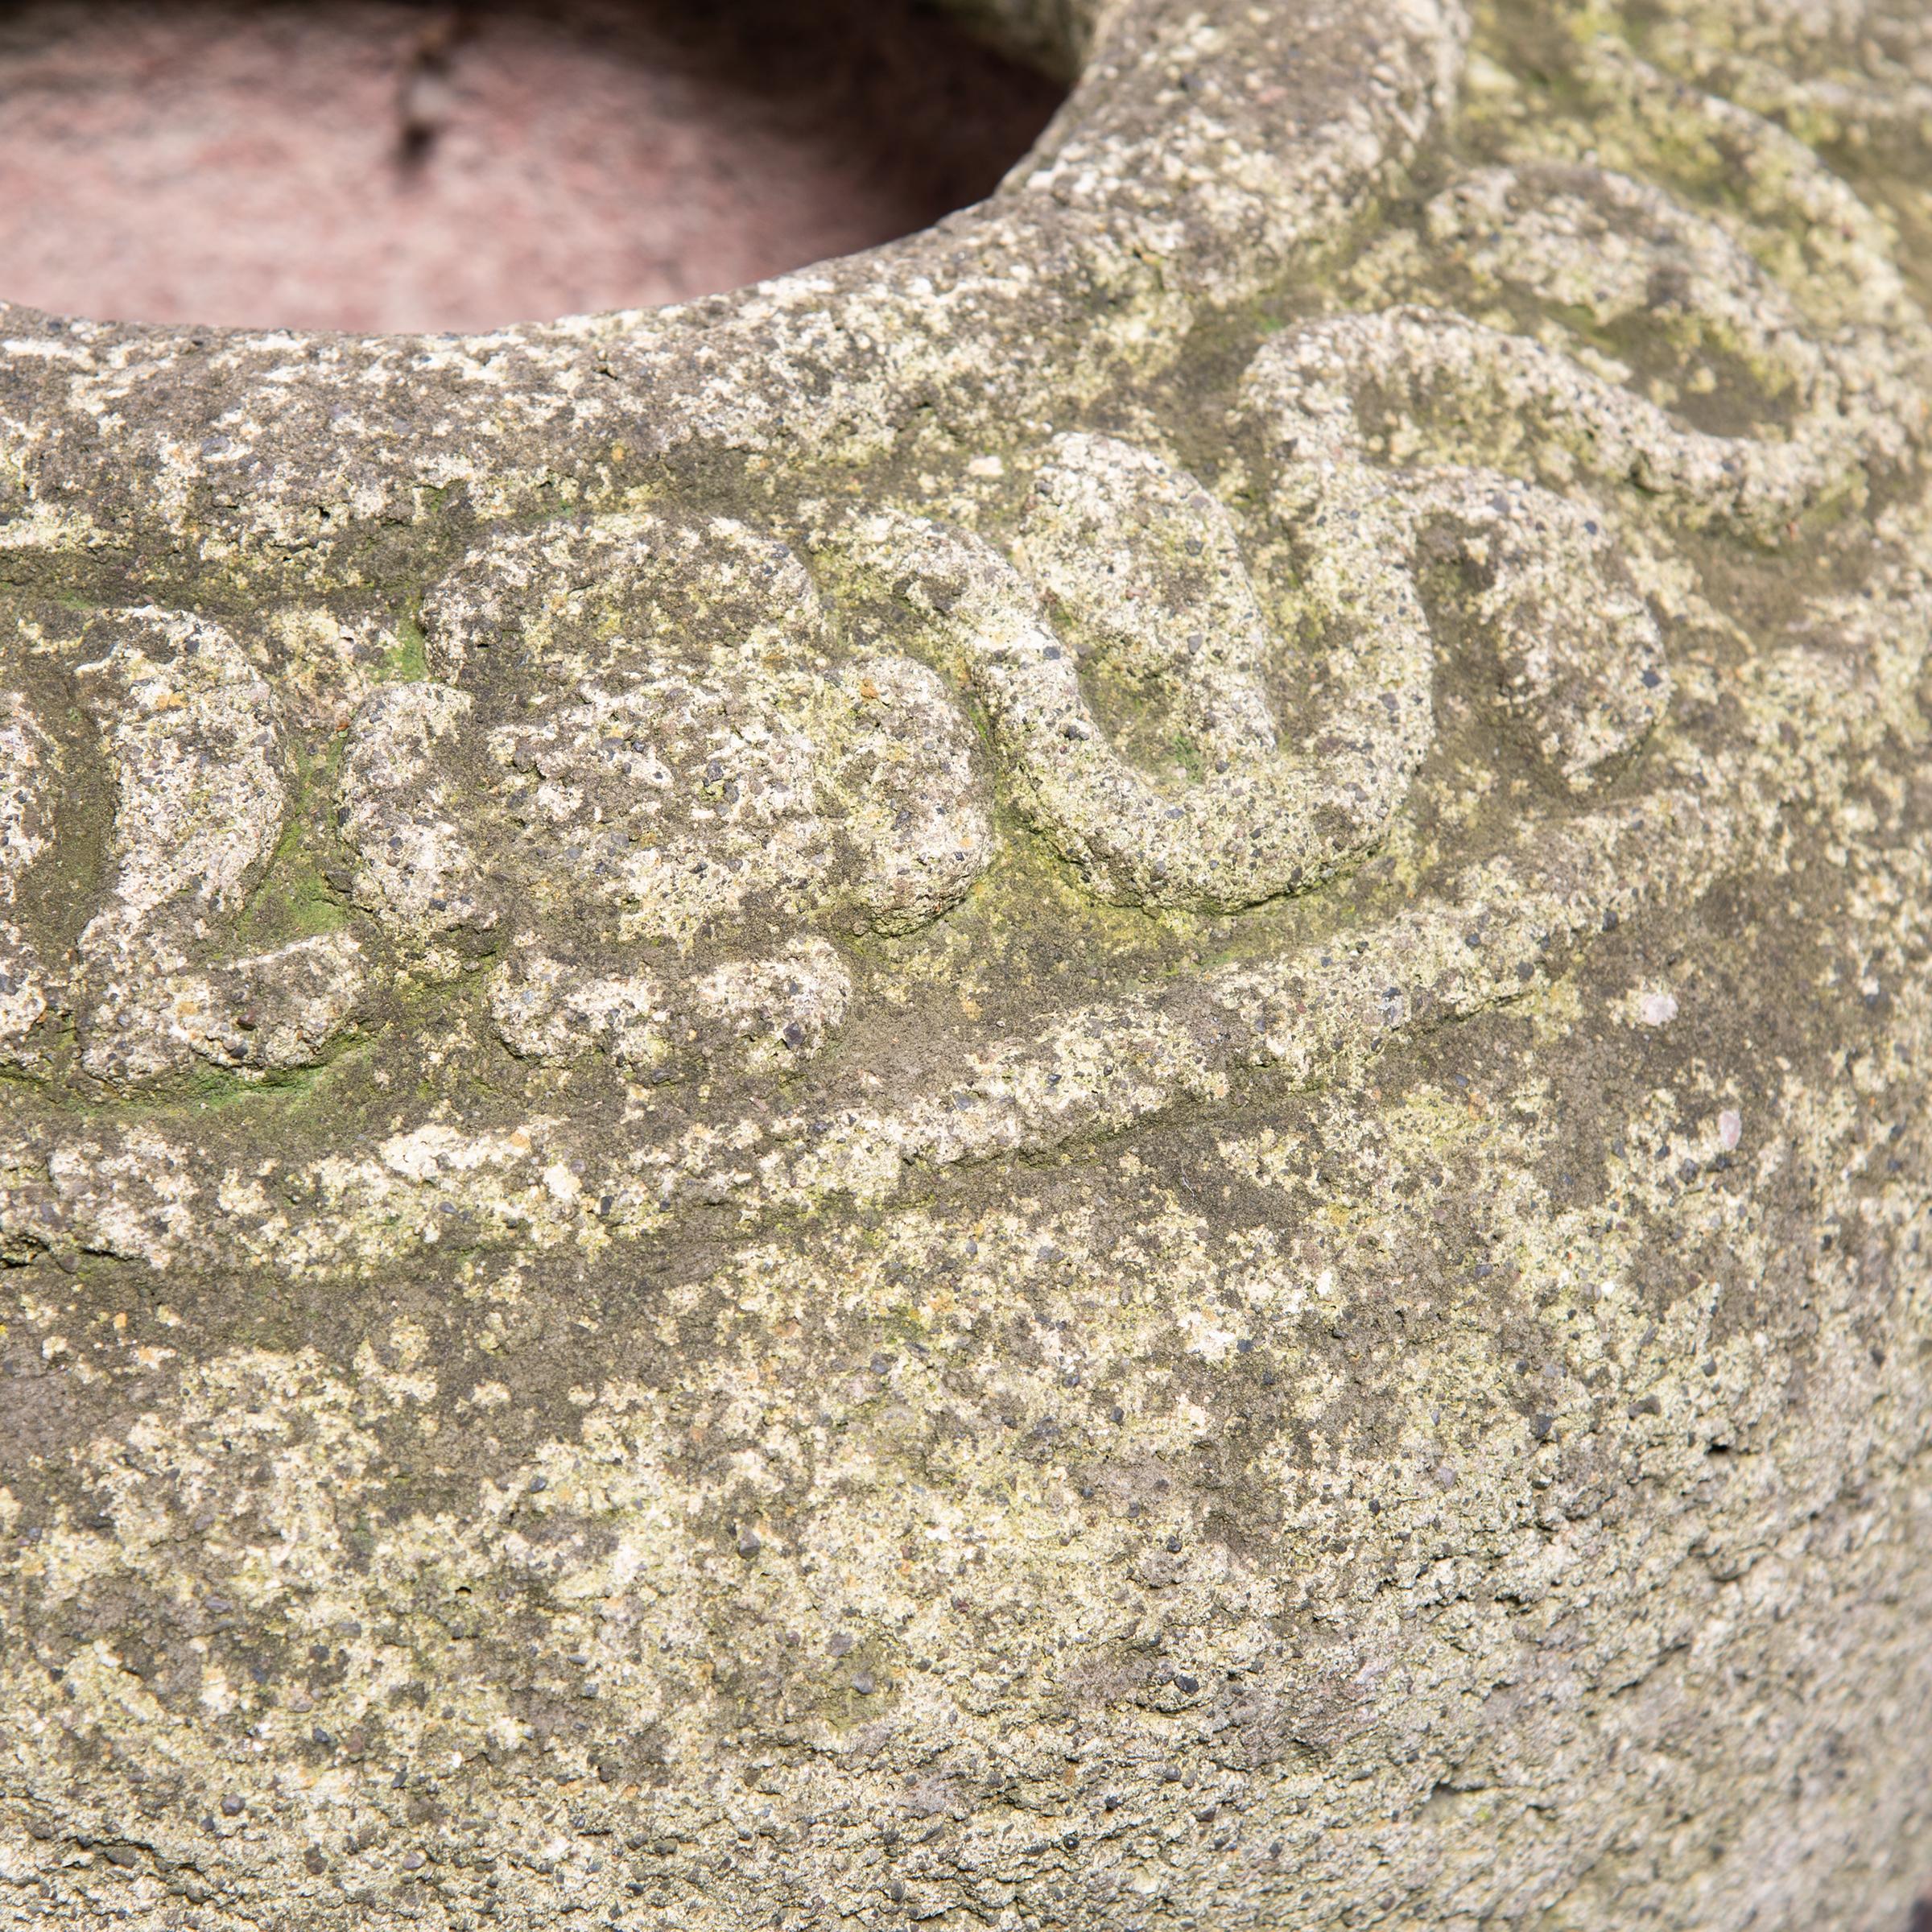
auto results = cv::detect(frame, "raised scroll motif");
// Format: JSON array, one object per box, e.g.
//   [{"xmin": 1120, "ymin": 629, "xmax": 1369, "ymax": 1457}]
[
  {"xmin": 1414, "ymin": 166, "xmax": 1917, "ymax": 518},
  {"xmin": 832, "ymin": 432, "xmax": 1434, "ymax": 912},
  {"xmin": 340, "ymin": 513, "xmax": 993, "ymax": 1074},
  {"xmin": 831, "ymin": 389, "xmax": 1672, "ymax": 910},
  {"xmin": 1590, "ymin": 19, "xmax": 1932, "ymax": 240},
  {"xmin": 0, "ymin": 43, "xmax": 1914, "ymax": 1150},
  {"xmin": 72, "ymin": 610, "xmax": 365, "ymax": 1086},
  {"xmin": 1237, "ymin": 318, "xmax": 1677, "ymax": 795}
]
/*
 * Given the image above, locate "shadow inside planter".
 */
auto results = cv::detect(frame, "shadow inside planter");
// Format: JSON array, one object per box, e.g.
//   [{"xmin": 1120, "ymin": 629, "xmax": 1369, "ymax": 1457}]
[{"xmin": 0, "ymin": 0, "xmax": 1067, "ymax": 333}]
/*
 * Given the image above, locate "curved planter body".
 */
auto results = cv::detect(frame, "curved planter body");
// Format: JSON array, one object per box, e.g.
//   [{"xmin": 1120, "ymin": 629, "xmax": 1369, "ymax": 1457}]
[{"xmin": 1, "ymin": 0, "xmax": 1930, "ymax": 1926}]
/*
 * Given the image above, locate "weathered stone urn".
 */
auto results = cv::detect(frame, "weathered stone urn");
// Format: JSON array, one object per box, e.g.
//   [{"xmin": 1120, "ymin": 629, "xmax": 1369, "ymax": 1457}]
[{"xmin": 2, "ymin": 0, "xmax": 1930, "ymax": 1926}]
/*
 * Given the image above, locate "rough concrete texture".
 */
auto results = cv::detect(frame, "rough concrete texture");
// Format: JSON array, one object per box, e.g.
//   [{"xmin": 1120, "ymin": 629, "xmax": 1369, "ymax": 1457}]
[{"xmin": 1, "ymin": 0, "xmax": 1931, "ymax": 1926}]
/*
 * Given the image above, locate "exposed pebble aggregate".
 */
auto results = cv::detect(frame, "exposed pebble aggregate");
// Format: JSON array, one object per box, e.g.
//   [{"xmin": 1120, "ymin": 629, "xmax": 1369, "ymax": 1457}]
[{"xmin": 2, "ymin": 0, "xmax": 1932, "ymax": 1926}]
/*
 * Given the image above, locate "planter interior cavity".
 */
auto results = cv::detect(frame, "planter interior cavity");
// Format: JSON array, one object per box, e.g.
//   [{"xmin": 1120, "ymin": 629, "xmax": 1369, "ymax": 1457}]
[{"xmin": 0, "ymin": 0, "xmax": 1066, "ymax": 332}]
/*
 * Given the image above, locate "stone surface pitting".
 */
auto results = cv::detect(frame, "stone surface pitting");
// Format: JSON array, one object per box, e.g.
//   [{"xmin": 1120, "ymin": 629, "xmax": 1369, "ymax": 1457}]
[{"xmin": 2, "ymin": 0, "xmax": 1931, "ymax": 1928}]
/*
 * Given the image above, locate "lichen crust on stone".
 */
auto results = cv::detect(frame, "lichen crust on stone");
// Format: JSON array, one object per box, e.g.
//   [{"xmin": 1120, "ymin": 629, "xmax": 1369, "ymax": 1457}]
[{"xmin": 2, "ymin": 0, "xmax": 1931, "ymax": 1927}]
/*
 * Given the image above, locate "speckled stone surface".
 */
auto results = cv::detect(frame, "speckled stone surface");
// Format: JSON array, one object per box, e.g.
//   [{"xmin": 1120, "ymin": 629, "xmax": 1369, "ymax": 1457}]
[{"xmin": 2, "ymin": 0, "xmax": 1931, "ymax": 1926}]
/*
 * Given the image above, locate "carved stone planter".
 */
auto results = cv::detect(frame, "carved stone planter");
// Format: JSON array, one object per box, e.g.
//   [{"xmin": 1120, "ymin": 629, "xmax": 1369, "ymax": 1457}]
[{"xmin": 2, "ymin": 0, "xmax": 1930, "ymax": 1926}]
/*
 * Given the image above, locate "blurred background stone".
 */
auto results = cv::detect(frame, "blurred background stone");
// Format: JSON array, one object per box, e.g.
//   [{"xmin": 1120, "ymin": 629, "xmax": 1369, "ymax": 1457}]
[{"xmin": 0, "ymin": 0, "xmax": 1063, "ymax": 330}]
